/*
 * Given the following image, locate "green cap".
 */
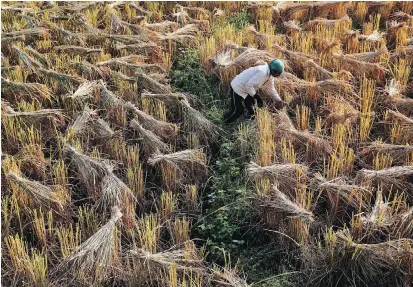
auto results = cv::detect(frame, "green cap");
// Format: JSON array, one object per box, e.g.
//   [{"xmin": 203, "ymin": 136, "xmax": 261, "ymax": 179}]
[{"xmin": 269, "ymin": 59, "xmax": 284, "ymax": 74}]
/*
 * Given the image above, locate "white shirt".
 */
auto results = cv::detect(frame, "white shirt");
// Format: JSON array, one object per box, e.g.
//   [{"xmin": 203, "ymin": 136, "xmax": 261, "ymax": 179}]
[{"xmin": 230, "ymin": 64, "xmax": 281, "ymax": 101}]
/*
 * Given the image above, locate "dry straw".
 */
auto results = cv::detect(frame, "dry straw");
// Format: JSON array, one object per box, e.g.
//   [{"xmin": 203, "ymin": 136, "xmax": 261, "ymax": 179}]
[
  {"xmin": 67, "ymin": 108, "xmax": 114, "ymax": 141},
  {"xmin": 5, "ymin": 172, "xmax": 66, "ymax": 212},
  {"xmin": 63, "ymin": 145, "xmax": 110, "ymax": 192},
  {"xmin": 61, "ymin": 206, "xmax": 122, "ymax": 279},
  {"xmin": 130, "ymin": 119, "xmax": 170, "ymax": 154},
  {"xmin": 257, "ymin": 185, "xmax": 314, "ymax": 222}
]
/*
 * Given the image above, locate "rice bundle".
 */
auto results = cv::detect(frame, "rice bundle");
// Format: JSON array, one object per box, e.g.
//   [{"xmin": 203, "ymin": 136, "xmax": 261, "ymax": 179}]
[
  {"xmin": 63, "ymin": 145, "xmax": 110, "ymax": 192},
  {"xmin": 126, "ymin": 103, "xmax": 178, "ymax": 140},
  {"xmin": 130, "ymin": 119, "xmax": 170, "ymax": 154},
  {"xmin": 1, "ymin": 35, "xmax": 25, "ymax": 46},
  {"xmin": 219, "ymin": 47, "xmax": 275, "ymax": 70},
  {"xmin": 360, "ymin": 141, "xmax": 413, "ymax": 162},
  {"xmin": 148, "ymin": 149, "xmax": 207, "ymax": 180},
  {"xmin": 96, "ymin": 170, "xmax": 136, "ymax": 214},
  {"xmin": 1, "ymin": 78, "xmax": 51, "ymax": 102},
  {"xmin": 38, "ymin": 67, "xmax": 86, "ymax": 87},
  {"xmin": 346, "ymin": 47, "xmax": 389, "ymax": 63},
  {"xmin": 98, "ymin": 81, "xmax": 125, "ymax": 108},
  {"xmin": 212, "ymin": 267, "xmax": 249, "ymax": 287},
  {"xmin": 248, "ymin": 162, "xmax": 308, "ymax": 191},
  {"xmin": 129, "ymin": 247, "xmax": 203, "ymax": 271},
  {"xmin": 71, "ymin": 61, "xmax": 104, "ymax": 80},
  {"xmin": 274, "ymin": 111, "xmax": 333, "ymax": 157},
  {"xmin": 61, "ymin": 207, "xmax": 122, "ymax": 278},
  {"xmin": 336, "ymin": 229, "xmax": 413, "ymax": 275},
  {"xmin": 144, "ymin": 21, "xmax": 179, "ymax": 33},
  {"xmin": 41, "ymin": 20, "xmax": 85, "ymax": 45},
  {"xmin": 360, "ymin": 189, "xmax": 393, "ymax": 228},
  {"xmin": 158, "ymin": 24, "xmax": 199, "ymax": 46},
  {"xmin": 180, "ymin": 100, "xmax": 221, "ymax": 144},
  {"xmin": 3, "ymin": 27, "xmax": 49, "ymax": 38},
  {"xmin": 358, "ymin": 30, "xmax": 386, "ymax": 43},
  {"xmin": 68, "ymin": 80, "xmax": 101, "ymax": 101},
  {"xmin": 54, "ymin": 45, "xmax": 103, "ymax": 56},
  {"xmin": 2, "ymin": 103, "xmax": 64, "ymax": 127},
  {"xmin": 356, "ymin": 166, "xmax": 413, "ymax": 190},
  {"xmin": 311, "ymin": 173, "xmax": 369, "ymax": 209},
  {"xmin": 24, "ymin": 45, "xmax": 49, "ymax": 67},
  {"xmin": 305, "ymin": 15, "xmax": 352, "ymax": 30},
  {"xmin": 257, "ymin": 185, "xmax": 314, "ymax": 222},
  {"xmin": 391, "ymin": 11, "xmax": 413, "ymax": 23},
  {"xmin": 134, "ymin": 69, "xmax": 171, "ymax": 94},
  {"xmin": 12, "ymin": 45, "xmax": 43, "ymax": 72},
  {"xmin": 333, "ymin": 53, "xmax": 386, "ymax": 81},
  {"xmin": 283, "ymin": 20, "xmax": 302, "ymax": 33},
  {"xmin": 5, "ymin": 172, "xmax": 66, "ymax": 212},
  {"xmin": 107, "ymin": 33, "xmax": 158, "ymax": 44},
  {"xmin": 109, "ymin": 12, "xmax": 132, "ymax": 35},
  {"xmin": 67, "ymin": 108, "xmax": 114, "ymax": 141},
  {"xmin": 115, "ymin": 41, "xmax": 160, "ymax": 56},
  {"xmin": 97, "ymin": 55, "xmax": 144, "ymax": 66},
  {"xmin": 384, "ymin": 110, "xmax": 413, "ymax": 133}
]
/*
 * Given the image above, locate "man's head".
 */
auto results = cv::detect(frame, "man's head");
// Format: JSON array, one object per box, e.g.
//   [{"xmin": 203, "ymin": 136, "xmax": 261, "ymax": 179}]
[{"xmin": 269, "ymin": 59, "xmax": 284, "ymax": 77}]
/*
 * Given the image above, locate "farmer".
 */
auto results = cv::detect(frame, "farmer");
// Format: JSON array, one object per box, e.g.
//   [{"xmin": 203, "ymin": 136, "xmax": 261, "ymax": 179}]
[{"xmin": 224, "ymin": 59, "xmax": 285, "ymax": 123}]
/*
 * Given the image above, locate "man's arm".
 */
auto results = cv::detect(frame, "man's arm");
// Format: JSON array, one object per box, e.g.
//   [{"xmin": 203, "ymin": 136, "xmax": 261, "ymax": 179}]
[{"xmin": 267, "ymin": 77, "xmax": 282, "ymax": 102}]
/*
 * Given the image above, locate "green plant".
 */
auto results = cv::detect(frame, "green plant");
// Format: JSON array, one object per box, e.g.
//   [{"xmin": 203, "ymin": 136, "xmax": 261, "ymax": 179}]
[{"xmin": 228, "ymin": 10, "xmax": 253, "ymax": 31}]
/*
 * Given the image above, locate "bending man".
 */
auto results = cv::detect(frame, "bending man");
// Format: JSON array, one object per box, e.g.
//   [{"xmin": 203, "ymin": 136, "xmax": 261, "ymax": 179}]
[{"xmin": 224, "ymin": 59, "xmax": 284, "ymax": 123}]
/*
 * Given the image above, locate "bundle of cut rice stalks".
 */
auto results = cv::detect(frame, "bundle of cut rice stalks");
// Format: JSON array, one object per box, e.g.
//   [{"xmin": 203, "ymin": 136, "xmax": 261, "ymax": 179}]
[
  {"xmin": 180, "ymin": 100, "xmax": 221, "ymax": 145},
  {"xmin": 53, "ymin": 45, "xmax": 103, "ymax": 56},
  {"xmin": 5, "ymin": 172, "xmax": 69, "ymax": 213},
  {"xmin": 383, "ymin": 110, "xmax": 413, "ymax": 134},
  {"xmin": 66, "ymin": 108, "xmax": 115, "ymax": 142},
  {"xmin": 144, "ymin": 21, "xmax": 179, "ymax": 33},
  {"xmin": 359, "ymin": 141, "xmax": 413, "ymax": 164},
  {"xmin": 311, "ymin": 173, "xmax": 370, "ymax": 210},
  {"xmin": 248, "ymin": 162, "xmax": 308, "ymax": 192},
  {"xmin": 1, "ymin": 77, "xmax": 52, "ymax": 103},
  {"xmin": 58, "ymin": 207, "xmax": 122, "ymax": 282},
  {"xmin": 335, "ymin": 229, "xmax": 413, "ymax": 280},
  {"xmin": 214, "ymin": 47, "xmax": 275, "ymax": 72},
  {"xmin": 115, "ymin": 41, "xmax": 161, "ymax": 56},
  {"xmin": 148, "ymin": 149, "xmax": 208, "ymax": 184},
  {"xmin": 12, "ymin": 45, "xmax": 44, "ymax": 72},
  {"xmin": 384, "ymin": 80, "xmax": 413, "ymax": 117},
  {"xmin": 71, "ymin": 61, "xmax": 105, "ymax": 80},
  {"xmin": 305, "ymin": 15, "xmax": 352, "ymax": 31},
  {"xmin": 129, "ymin": 246, "xmax": 204, "ymax": 273},
  {"xmin": 158, "ymin": 24, "xmax": 199, "ymax": 46},
  {"xmin": 332, "ymin": 53, "xmax": 386, "ymax": 83},
  {"xmin": 24, "ymin": 45, "xmax": 50, "ymax": 68},
  {"xmin": 283, "ymin": 20, "xmax": 302, "ymax": 34},
  {"xmin": 125, "ymin": 102, "xmax": 178, "ymax": 140},
  {"xmin": 130, "ymin": 119, "xmax": 170, "ymax": 154},
  {"xmin": 141, "ymin": 91, "xmax": 187, "ymax": 120},
  {"xmin": 63, "ymin": 145, "xmax": 110, "ymax": 194},
  {"xmin": 2, "ymin": 102, "xmax": 65, "ymax": 128},
  {"xmin": 38, "ymin": 67, "xmax": 86, "ymax": 90},
  {"xmin": 134, "ymin": 69, "xmax": 171, "ymax": 94},
  {"xmin": 3, "ymin": 27, "xmax": 50, "ymax": 39},
  {"xmin": 346, "ymin": 47, "xmax": 389, "ymax": 63},
  {"xmin": 273, "ymin": 111, "xmax": 333, "ymax": 158},
  {"xmin": 256, "ymin": 185, "xmax": 314, "ymax": 223},
  {"xmin": 356, "ymin": 165, "xmax": 413, "ymax": 191},
  {"xmin": 95, "ymin": 168, "xmax": 136, "ymax": 217}
]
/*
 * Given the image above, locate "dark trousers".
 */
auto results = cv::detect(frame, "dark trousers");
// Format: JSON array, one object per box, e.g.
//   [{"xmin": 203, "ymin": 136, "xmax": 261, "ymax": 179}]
[{"xmin": 224, "ymin": 88, "xmax": 263, "ymax": 123}]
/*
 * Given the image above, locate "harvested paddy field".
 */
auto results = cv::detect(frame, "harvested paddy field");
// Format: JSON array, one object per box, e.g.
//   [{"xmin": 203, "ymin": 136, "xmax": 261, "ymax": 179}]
[{"xmin": 1, "ymin": 1, "xmax": 413, "ymax": 287}]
